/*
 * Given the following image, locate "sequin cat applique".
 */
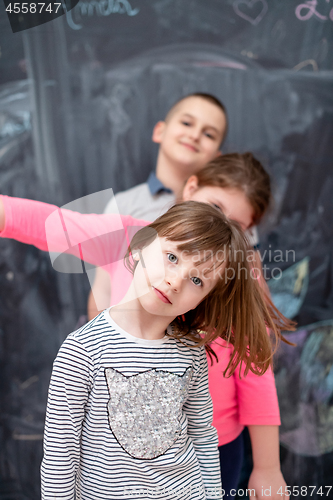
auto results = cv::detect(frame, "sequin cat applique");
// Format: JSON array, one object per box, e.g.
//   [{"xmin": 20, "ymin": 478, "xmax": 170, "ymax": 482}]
[{"xmin": 104, "ymin": 367, "xmax": 193, "ymax": 459}]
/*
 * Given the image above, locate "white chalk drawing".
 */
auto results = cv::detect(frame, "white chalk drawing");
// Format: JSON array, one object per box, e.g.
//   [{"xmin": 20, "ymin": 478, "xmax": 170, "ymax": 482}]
[
  {"xmin": 275, "ymin": 320, "xmax": 333, "ymax": 456},
  {"xmin": 66, "ymin": 0, "xmax": 139, "ymax": 30},
  {"xmin": 293, "ymin": 59, "xmax": 319, "ymax": 71},
  {"xmin": 271, "ymin": 19, "xmax": 286, "ymax": 45},
  {"xmin": 240, "ymin": 50, "xmax": 258, "ymax": 59},
  {"xmin": 313, "ymin": 37, "xmax": 329, "ymax": 62},
  {"xmin": 295, "ymin": 0, "xmax": 333, "ymax": 22},
  {"xmin": 233, "ymin": 0, "xmax": 268, "ymax": 26},
  {"xmin": 268, "ymin": 257, "xmax": 310, "ymax": 319}
]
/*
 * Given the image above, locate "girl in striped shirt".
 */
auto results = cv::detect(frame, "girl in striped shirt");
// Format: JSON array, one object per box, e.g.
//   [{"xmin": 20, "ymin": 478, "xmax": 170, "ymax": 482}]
[{"xmin": 38, "ymin": 201, "xmax": 292, "ymax": 500}]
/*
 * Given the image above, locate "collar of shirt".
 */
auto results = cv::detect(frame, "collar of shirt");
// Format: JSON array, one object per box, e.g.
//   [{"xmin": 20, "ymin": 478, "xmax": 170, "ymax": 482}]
[{"xmin": 147, "ymin": 172, "xmax": 173, "ymax": 195}]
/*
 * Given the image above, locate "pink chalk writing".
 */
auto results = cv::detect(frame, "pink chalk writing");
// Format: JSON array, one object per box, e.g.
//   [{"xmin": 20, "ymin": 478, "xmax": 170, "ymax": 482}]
[{"xmin": 295, "ymin": 0, "xmax": 333, "ymax": 21}]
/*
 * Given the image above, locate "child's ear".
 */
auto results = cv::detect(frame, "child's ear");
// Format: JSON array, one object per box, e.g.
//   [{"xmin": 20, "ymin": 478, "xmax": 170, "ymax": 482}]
[
  {"xmin": 132, "ymin": 252, "xmax": 140, "ymax": 262},
  {"xmin": 133, "ymin": 250, "xmax": 147, "ymax": 269},
  {"xmin": 182, "ymin": 175, "xmax": 199, "ymax": 201},
  {"xmin": 152, "ymin": 121, "xmax": 166, "ymax": 144}
]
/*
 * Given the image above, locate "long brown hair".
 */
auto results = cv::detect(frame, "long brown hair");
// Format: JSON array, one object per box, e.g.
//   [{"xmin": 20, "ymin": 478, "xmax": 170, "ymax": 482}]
[
  {"xmin": 195, "ymin": 152, "xmax": 271, "ymax": 226},
  {"xmin": 125, "ymin": 201, "xmax": 295, "ymax": 377}
]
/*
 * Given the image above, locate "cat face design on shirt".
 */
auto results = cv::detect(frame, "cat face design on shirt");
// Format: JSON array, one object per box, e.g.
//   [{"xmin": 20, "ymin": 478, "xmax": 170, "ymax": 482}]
[{"xmin": 105, "ymin": 366, "xmax": 192, "ymax": 459}]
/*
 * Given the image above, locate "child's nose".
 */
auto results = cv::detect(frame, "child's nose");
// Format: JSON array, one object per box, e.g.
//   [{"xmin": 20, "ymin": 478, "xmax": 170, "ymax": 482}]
[
  {"xmin": 188, "ymin": 126, "xmax": 201, "ymax": 141},
  {"xmin": 165, "ymin": 271, "xmax": 182, "ymax": 292}
]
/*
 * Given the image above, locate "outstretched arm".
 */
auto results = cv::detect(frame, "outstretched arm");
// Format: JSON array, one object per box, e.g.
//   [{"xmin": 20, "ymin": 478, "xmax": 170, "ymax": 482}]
[
  {"xmin": 248, "ymin": 425, "xmax": 289, "ymax": 500},
  {"xmin": 0, "ymin": 195, "xmax": 148, "ymax": 268},
  {"xmin": 87, "ymin": 267, "xmax": 111, "ymax": 320},
  {"xmin": 0, "ymin": 197, "xmax": 5, "ymax": 231}
]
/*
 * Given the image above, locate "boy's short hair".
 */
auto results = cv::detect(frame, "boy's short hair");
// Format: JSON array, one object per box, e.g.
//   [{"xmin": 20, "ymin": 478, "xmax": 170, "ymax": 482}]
[{"xmin": 165, "ymin": 93, "xmax": 228, "ymax": 145}]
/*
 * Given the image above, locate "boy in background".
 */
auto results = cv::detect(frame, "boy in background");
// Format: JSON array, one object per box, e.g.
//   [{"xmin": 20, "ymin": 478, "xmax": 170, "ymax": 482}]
[{"xmin": 87, "ymin": 93, "xmax": 228, "ymax": 318}]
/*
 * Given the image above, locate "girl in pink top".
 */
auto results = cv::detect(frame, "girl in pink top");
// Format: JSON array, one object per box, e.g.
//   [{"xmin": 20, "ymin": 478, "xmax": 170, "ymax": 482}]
[{"xmin": 0, "ymin": 154, "xmax": 293, "ymax": 500}]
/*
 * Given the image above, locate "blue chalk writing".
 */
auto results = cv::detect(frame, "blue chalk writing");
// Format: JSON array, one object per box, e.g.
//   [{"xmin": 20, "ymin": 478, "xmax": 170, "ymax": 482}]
[{"xmin": 66, "ymin": 0, "xmax": 139, "ymax": 30}]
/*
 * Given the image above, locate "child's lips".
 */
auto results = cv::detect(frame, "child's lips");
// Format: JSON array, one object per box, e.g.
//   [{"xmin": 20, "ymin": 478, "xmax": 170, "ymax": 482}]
[
  {"xmin": 152, "ymin": 287, "xmax": 172, "ymax": 304},
  {"xmin": 180, "ymin": 142, "xmax": 198, "ymax": 152}
]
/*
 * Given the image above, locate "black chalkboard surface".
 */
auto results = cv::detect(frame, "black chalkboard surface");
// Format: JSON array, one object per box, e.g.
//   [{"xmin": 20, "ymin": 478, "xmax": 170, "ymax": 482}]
[
  {"xmin": 58, "ymin": 0, "xmax": 333, "ymax": 71},
  {"xmin": 0, "ymin": 0, "xmax": 333, "ymax": 498},
  {"xmin": 1, "ymin": 0, "xmax": 333, "ymax": 84}
]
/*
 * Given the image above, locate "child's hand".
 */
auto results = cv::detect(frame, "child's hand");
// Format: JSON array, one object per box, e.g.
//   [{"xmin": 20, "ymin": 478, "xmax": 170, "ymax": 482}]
[
  {"xmin": 0, "ymin": 197, "xmax": 5, "ymax": 231},
  {"xmin": 247, "ymin": 426, "xmax": 288, "ymax": 499},
  {"xmin": 248, "ymin": 466, "xmax": 290, "ymax": 500}
]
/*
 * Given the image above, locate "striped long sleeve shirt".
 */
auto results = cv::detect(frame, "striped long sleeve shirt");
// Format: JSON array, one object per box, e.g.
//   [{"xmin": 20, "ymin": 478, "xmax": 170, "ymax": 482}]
[{"xmin": 41, "ymin": 309, "xmax": 222, "ymax": 500}]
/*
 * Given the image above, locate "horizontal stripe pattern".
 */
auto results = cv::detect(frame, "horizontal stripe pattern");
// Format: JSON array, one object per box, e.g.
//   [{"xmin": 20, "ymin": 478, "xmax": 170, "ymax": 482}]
[{"xmin": 41, "ymin": 310, "xmax": 222, "ymax": 500}]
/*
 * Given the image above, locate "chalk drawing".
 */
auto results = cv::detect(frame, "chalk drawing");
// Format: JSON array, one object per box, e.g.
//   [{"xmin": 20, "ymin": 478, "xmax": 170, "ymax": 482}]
[
  {"xmin": 271, "ymin": 19, "xmax": 286, "ymax": 45},
  {"xmin": 293, "ymin": 59, "xmax": 319, "ymax": 71},
  {"xmin": 276, "ymin": 320, "xmax": 333, "ymax": 456},
  {"xmin": 295, "ymin": 0, "xmax": 331, "ymax": 21},
  {"xmin": 240, "ymin": 49, "xmax": 258, "ymax": 59},
  {"xmin": 313, "ymin": 37, "xmax": 329, "ymax": 63},
  {"xmin": 268, "ymin": 257, "xmax": 310, "ymax": 319},
  {"xmin": 233, "ymin": 0, "xmax": 268, "ymax": 26},
  {"xmin": 66, "ymin": 0, "xmax": 139, "ymax": 30}
]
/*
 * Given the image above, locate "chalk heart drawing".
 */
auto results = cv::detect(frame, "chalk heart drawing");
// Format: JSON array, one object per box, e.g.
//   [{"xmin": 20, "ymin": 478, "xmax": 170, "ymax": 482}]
[{"xmin": 233, "ymin": 0, "xmax": 268, "ymax": 25}]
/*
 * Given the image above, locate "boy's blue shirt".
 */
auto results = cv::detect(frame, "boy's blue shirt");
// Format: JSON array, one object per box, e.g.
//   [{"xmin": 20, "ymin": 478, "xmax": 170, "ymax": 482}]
[
  {"xmin": 103, "ymin": 172, "xmax": 175, "ymax": 222},
  {"xmin": 147, "ymin": 171, "xmax": 173, "ymax": 195}
]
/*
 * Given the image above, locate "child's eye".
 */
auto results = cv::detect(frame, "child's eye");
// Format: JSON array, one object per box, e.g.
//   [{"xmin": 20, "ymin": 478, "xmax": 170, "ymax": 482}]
[
  {"xmin": 181, "ymin": 121, "xmax": 191, "ymax": 126},
  {"xmin": 167, "ymin": 253, "xmax": 178, "ymax": 263},
  {"xmin": 212, "ymin": 203, "xmax": 222, "ymax": 212},
  {"xmin": 205, "ymin": 132, "xmax": 214, "ymax": 139},
  {"xmin": 191, "ymin": 276, "xmax": 202, "ymax": 287}
]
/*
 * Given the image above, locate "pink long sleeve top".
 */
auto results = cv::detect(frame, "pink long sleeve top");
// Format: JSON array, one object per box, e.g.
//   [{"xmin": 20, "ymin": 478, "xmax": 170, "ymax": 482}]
[{"xmin": 0, "ymin": 195, "xmax": 280, "ymax": 446}]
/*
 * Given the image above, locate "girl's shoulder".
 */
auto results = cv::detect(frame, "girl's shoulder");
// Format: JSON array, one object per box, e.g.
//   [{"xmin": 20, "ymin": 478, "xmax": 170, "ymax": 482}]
[
  {"xmin": 65, "ymin": 311, "xmax": 115, "ymax": 352},
  {"xmin": 168, "ymin": 331, "xmax": 207, "ymax": 363}
]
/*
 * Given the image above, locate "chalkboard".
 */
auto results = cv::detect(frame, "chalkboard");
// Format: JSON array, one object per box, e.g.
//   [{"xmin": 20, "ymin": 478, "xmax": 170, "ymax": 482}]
[
  {"xmin": 0, "ymin": 0, "xmax": 333, "ymax": 498},
  {"xmin": 1, "ymin": 0, "xmax": 333, "ymax": 84}
]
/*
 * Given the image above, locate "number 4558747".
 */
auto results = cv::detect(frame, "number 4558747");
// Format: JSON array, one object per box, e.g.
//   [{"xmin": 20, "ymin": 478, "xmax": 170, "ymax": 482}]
[
  {"xmin": 277, "ymin": 486, "xmax": 332, "ymax": 496},
  {"xmin": 6, "ymin": 3, "xmax": 62, "ymax": 14}
]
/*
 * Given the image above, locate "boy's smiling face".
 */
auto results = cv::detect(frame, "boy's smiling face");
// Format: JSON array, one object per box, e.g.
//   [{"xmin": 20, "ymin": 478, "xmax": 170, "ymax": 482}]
[{"xmin": 152, "ymin": 96, "xmax": 227, "ymax": 177}]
